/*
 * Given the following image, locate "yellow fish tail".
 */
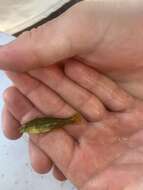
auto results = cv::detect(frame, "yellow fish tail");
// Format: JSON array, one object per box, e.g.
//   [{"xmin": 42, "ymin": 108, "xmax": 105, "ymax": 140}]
[{"xmin": 70, "ymin": 113, "xmax": 82, "ymax": 124}]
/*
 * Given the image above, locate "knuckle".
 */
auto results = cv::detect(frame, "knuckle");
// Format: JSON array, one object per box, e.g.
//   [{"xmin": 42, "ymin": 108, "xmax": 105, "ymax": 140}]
[
  {"xmin": 3, "ymin": 87, "xmax": 18, "ymax": 102},
  {"xmin": 79, "ymin": 94, "xmax": 105, "ymax": 121}
]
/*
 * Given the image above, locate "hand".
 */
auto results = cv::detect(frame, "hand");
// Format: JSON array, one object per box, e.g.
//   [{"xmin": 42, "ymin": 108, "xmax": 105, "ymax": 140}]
[
  {"xmin": 3, "ymin": 61, "xmax": 143, "ymax": 189},
  {"xmin": 0, "ymin": 1, "xmax": 143, "ymax": 99}
]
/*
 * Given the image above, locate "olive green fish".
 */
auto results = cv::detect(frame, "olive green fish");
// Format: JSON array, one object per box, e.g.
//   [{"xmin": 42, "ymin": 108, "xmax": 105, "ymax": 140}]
[{"xmin": 20, "ymin": 113, "xmax": 81, "ymax": 134}]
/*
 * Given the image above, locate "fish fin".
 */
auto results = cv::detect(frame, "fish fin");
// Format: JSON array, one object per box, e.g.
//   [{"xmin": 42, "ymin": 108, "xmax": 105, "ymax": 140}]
[{"xmin": 71, "ymin": 113, "xmax": 82, "ymax": 124}]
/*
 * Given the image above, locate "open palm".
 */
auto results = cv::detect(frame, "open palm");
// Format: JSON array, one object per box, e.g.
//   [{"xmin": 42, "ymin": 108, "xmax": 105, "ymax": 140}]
[{"xmin": 2, "ymin": 62, "xmax": 143, "ymax": 189}]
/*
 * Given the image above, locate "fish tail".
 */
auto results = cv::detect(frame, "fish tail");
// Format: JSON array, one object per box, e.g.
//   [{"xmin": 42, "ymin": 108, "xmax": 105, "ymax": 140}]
[{"xmin": 70, "ymin": 113, "xmax": 82, "ymax": 124}]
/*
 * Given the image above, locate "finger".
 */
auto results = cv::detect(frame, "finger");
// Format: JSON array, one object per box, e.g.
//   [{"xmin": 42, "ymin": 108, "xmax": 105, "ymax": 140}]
[
  {"xmin": 29, "ymin": 139, "xmax": 52, "ymax": 174},
  {"xmin": 0, "ymin": 20, "xmax": 75, "ymax": 71},
  {"xmin": 31, "ymin": 129, "xmax": 76, "ymax": 177},
  {"xmin": 3, "ymin": 82, "xmax": 77, "ymax": 177},
  {"xmin": 29, "ymin": 65, "xmax": 106, "ymax": 121},
  {"xmin": 2, "ymin": 105, "xmax": 22, "ymax": 140},
  {"xmin": 4, "ymin": 86, "xmax": 76, "ymax": 179},
  {"xmin": 3, "ymin": 87, "xmax": 53, "ymax": 174},
  {"xmin": 53, "ymin": 165, "xmax": 66, "ymax": 181},
  {"xmin": 0, "ymin": 5, "xmax": 81, "ymax": 72},
  {"xmin": 3, "ymin": 86, "xmax": 42, "ymax": 124},
  {"xmin": 5, "ymin": 72, "xmax": 88, "ymax": 139},
  {"xmin": 0, "ymin": 1, "xmax": 106, "ymax": 71},
  {"xmin": 3, "ymin": 86, "xmax": 42, "ymax": 137},
  {"xmin": 5, "ymin": 72, "xmax": 74, "ymax": 117},
  {"xmin": 65, "ymin": 61, "xmax": 134, "ymax": 111}
]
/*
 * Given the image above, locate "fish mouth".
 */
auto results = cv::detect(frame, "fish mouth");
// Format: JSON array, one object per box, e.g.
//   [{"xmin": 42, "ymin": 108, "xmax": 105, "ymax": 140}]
[{"xmin": 20, "ymin": 126, "xmax": 26, "ymax": 134}]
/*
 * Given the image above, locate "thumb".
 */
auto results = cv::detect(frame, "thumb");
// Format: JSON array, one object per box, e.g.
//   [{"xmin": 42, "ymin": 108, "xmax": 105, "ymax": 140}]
[
  {"xmin": 0, "ymin": 2, "xmax": 84, "ymax": 72},
  {"xmin": 0, "ymin": 1, "xmax": 109, "ymax": 72},
  {"xmin": 0, "ymin": 19, "xmax": 77, "ymax": 72}
]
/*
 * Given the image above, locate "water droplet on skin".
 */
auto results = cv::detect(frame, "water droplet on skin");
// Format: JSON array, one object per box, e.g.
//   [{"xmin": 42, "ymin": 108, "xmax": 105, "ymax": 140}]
[
  {"xmin": 122, "ymin": 137, "xmax": 128, "ymax": 141},
  {"xmin": 118, "ymin": 137, "xmax": 128, "ymax": 143}
]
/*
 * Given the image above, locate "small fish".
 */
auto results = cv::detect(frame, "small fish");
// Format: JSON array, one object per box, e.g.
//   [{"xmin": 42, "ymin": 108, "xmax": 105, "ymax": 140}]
[{"xmin": 20, "ymin": 113, "xmax": 81, "ymax": 134}]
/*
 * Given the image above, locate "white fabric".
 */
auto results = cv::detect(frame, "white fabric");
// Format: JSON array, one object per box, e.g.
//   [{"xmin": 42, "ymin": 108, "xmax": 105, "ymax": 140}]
[{"xmin": 0, "ymin": 0, "xmax": 70, "ymax": 34}]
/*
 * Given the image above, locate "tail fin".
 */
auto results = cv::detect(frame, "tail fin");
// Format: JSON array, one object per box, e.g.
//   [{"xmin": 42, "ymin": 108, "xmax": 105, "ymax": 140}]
[{"xmin": 70, "ymin": 113, "xmax": 82, "ymax": 124}]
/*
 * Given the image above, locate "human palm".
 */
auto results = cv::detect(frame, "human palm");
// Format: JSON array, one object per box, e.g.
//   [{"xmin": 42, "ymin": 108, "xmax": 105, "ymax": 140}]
[{"xmin": 3, "ymin": 62, "xmax": 143, "ymax": 189}]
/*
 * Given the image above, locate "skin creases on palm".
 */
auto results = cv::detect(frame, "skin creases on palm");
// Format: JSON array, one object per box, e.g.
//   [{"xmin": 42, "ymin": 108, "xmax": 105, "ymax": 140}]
[
  {"xmin": 63, "ymin": 100, "xmax": 143, "ymax": 189},
  {"xmin": 30, "ymin": 107, "xmax": 143, "ymax": 189},
  {"xmin": 4, "ymin": 63, "xmax": 143, "ymax": 190}
]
